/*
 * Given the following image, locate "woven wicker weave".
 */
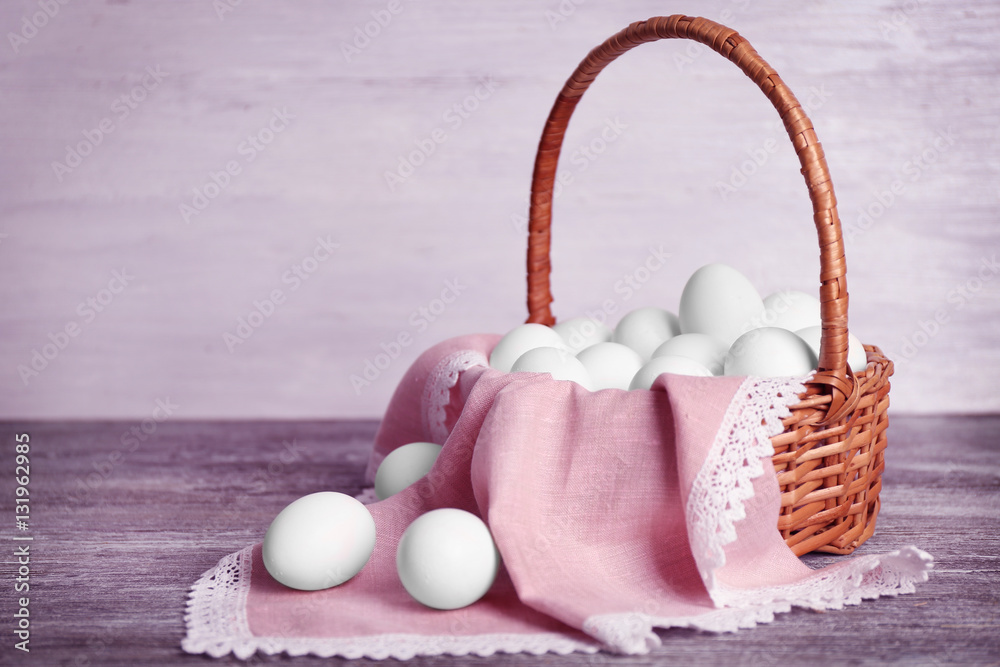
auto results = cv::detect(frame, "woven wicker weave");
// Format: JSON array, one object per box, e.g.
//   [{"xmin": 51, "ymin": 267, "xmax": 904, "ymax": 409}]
[{"xmin": 524, "ymin": 15, "xmax": 892, "ymax": 555}]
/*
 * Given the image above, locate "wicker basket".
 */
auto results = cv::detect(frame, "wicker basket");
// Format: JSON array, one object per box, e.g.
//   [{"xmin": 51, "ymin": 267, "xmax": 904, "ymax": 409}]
[{"xmin": 524, "ymin": 15, "xmax": 892, "ymax": 556}]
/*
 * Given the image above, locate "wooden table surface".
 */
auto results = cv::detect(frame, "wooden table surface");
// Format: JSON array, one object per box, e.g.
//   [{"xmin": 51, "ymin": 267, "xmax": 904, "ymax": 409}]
[{"xmin": 1, "ymin": 415, "xmax": 997, "ymax": 666}]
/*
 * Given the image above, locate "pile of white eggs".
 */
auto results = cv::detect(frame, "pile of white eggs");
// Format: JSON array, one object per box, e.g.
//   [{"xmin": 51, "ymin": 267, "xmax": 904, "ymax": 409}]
[
  {"xmin": 262, "ymin": 442, "xmax": 500, "ymax": 611},
  {"xmin": 491, "ymin": 263, "xmax": 867, "ymax": 389}
]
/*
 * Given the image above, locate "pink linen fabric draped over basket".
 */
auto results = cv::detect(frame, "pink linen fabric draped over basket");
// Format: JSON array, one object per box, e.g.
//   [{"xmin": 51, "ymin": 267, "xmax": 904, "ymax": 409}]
[{"xmin": 183, "ymin": 334, "xmax": 932, "ymax": 659}]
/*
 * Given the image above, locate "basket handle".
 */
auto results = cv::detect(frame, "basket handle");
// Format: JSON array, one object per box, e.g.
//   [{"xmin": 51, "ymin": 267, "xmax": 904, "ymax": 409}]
[{"xmin": 525, "ymin": 15, "xmax": 858, "ymax": 421}]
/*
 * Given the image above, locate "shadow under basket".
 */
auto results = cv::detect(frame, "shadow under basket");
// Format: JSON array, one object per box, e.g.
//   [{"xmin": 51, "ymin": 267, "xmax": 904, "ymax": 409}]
[{"xmin": 521, "ymin": 15, "xmax": 894, "ymax": 556}]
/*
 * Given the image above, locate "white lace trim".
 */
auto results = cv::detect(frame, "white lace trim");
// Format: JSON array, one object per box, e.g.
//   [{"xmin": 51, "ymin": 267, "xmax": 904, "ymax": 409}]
[
  {"xmin": 420, "ymin": 349, "xmax": 489, "ymax": 444},
  {"xmin": 584, "ymin": 546, "xmax": 933, "ymax": 655},
  {"xmin": 182, "ymin": 545, "xmax": 255, "ymax": 658},
  {"xmin": 182, "ymin": 545, "xmax": 599, "ymax": 659},
  {"xmin": 686, "ymin": 375, "xmax": 808, "ymax": 602},
  {"xmin": 716, "ymin": 544, "xmax": 934, "ymax": 610},
  {"xmin": 188, "ymin": 630, "xmax": 599, "ymax": 660}
]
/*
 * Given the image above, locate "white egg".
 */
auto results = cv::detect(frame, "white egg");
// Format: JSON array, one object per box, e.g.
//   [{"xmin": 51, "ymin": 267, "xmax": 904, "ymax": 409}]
[
  {"xmin": 489, "ymin": 323, "xmax": 567, "ymax": 373},
  {"xmin": 761, "ymin": 290, "xmax": 822, "ymax": 332},
  {"xmin": 510, "ymin": 346, "xmax": 593, "ymax": 390},
  {"xmin": 551, "ymin": 316, "xmax": 613, "ymax": 354},
  {"xmin": 679, "ymin": 263, "xmax": 766, "ymax": 346},
  {"xmin": 396, "ymin": 508, "xmax": 500, "ymax": 610},
  {"xmin": 629, "ymin": 355, "xmax": 713, "ymax": 390},
  {"xmin": 576, "ymin": 342, "xmax": 645, "ymax": 390},
  {"xmin": 724, "ymin": 327, "xmax": 817, "ymax": 378},
  {"xmin": 263, "ymin": 492, "xmax": 376, "ymax": 591},
  {"xmin": 613, "ymin": 307, "xmax": 681, "ymax": 361},
  {"xmin": 375, "ymin": 442, "xmax": 443, "ymax": 500},
  {"xmin": 652, "ymin": 333, "xmax": 729, "ymax": 376},
  {"xmin": 794, "ymin": 325, "xmax": 869, "ymax": 374}
]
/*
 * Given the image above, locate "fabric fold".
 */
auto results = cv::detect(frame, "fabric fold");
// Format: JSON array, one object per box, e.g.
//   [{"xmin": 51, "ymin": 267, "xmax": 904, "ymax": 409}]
[{"xmin": 183, "ymin": 335, "xmax": 932, "ymax": 659}]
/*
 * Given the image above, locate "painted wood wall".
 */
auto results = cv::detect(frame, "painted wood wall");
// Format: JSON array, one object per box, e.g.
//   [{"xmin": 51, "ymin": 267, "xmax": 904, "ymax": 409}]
[{"xmin": 1, "ymin": 0, "xmax": 997, "ymax": 419}]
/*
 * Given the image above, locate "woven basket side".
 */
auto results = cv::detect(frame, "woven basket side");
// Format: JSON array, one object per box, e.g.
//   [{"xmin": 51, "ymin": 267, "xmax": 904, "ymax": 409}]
[{"xmin": 775, "ymin": 345, "xmax": 891, "ymax": 555}]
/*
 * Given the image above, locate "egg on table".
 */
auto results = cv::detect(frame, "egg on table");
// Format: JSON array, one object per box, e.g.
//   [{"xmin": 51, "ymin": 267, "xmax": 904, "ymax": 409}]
[
  {"xmin": 396, "ymin": 508, "xmax": 500, "ymax": 610},
  {"xmin": 262, "ymin": 491, "xmax": 376, "ymax": 591}
]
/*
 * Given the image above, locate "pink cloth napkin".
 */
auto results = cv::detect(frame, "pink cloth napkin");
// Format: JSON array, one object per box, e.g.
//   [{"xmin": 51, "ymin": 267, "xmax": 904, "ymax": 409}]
[{"xmin": 183, "ymin": 334, "xmax": 932, "ymax": 659}]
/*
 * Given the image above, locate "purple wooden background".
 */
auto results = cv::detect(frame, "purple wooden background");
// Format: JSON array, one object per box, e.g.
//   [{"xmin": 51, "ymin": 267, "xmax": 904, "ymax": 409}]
[{"xmin": 0, "ymin": 0, "xmax": 997, "ymax": 419}]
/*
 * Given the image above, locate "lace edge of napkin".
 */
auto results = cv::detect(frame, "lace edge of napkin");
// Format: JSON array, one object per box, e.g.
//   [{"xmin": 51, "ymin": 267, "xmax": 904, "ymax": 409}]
[
  {"xmin": 686, "ymin": 375, "xmax": 809, "ymax": 598},
  {"xmin": 182, "ymin": 545, "xmax": 254, "ymax": 658},
  {"xmin": 422, "ymin": 348, "xmax": 489, "ymax": 445},
  {"xmin": 181, "ymin": 545, "xmax": 601, "ymax": 660},
  {"xmin": 583, "ymin": 545, "xmax": 934, "ymax": 655}
]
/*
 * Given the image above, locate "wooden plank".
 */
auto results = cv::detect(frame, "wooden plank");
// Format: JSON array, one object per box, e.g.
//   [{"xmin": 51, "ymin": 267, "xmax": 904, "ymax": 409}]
[{"xmin": 0, "ymin": 415, "xmax": 997, "ymax": 665}]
